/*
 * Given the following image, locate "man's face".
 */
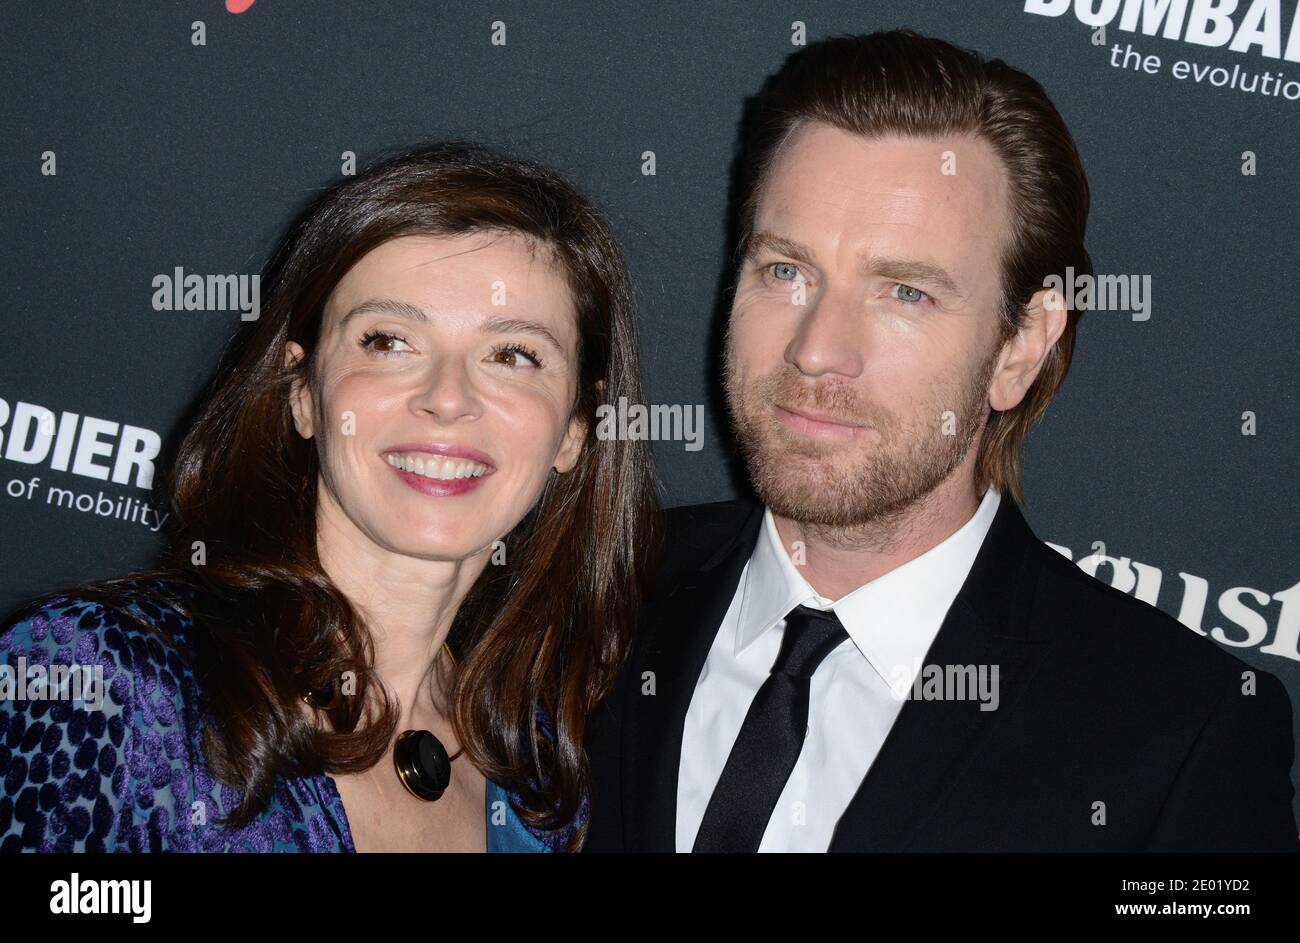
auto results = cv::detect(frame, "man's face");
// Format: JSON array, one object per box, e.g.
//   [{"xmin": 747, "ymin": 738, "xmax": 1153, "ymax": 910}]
[{"xmin": 725, "ymin": 122, "xmax": 1011, "ymax": 527}]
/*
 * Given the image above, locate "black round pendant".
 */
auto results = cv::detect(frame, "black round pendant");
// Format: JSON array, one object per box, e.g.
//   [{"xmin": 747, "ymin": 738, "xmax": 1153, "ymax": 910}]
[{"xmin": 393, "ymin": 730, "xmax": 452, "ymax": 801}]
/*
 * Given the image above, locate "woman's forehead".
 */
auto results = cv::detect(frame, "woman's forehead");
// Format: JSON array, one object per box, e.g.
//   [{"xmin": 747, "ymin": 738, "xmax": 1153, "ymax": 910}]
[{"xmin": 324, "ymin": 232, "xmax": 578, "ymax": 333}]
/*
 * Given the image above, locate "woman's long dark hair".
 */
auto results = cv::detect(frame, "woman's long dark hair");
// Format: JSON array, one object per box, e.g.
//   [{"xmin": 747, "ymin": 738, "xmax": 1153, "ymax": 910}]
[{"xmin": 11, "ymin": 141, "xmax": 660, "ymax": 849}]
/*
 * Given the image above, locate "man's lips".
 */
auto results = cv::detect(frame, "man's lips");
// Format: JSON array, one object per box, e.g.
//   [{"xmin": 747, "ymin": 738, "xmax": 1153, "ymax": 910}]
[{"xmin": 772, "ymin": 403, "xmax": 867, "ymax": 439}]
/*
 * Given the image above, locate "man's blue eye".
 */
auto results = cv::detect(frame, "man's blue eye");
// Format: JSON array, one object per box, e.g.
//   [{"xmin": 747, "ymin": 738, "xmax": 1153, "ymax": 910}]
[
  {"xmin": 770, "ymin": 262, "xmax": 802, "ymax": 281},
  {"xmin": 893, "ymin": 284, "xmax": 927, "ymax": 303}
]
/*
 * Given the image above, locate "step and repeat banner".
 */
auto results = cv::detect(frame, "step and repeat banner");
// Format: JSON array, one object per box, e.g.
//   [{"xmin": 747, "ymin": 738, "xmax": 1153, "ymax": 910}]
[{"xmin": 1, "ymin": 0, "xmax": 1297, "ymax": 825}]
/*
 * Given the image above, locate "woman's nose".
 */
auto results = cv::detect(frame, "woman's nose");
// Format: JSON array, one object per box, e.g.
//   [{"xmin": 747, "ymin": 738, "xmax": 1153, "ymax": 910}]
[{"xmin": 410, "ymin": 357, "xmax": 481, "ymax": 422}]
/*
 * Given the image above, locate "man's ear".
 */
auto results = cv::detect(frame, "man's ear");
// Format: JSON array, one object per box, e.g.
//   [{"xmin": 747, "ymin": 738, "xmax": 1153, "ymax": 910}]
[
  {"xmin": 284, "ymin": 341, "xmax": 316, "ymax": 440},
  {"xmin": 552, "ymin": 413, "xmax": 587, "ymax": 474},
  {"xmin": 988, "ymin": 287, "xmax": 1067, "ymax": 412}
]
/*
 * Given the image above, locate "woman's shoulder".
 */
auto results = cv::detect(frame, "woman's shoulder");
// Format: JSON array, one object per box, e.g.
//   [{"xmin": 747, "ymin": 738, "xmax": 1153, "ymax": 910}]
[
  {"xmin": 1, "ymin": 577, "xmax": 200, "ymax": 700},
  {"xmin": 0, "ymin": 576, "xmax": 206, "ymax": 851},
  {"xmin": 2, "ymin": 575, "xmax": 197, "ymax": 647}
]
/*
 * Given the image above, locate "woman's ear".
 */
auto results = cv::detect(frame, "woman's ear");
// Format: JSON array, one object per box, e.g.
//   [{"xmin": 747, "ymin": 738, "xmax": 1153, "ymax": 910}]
[
  {"xmin": 552, "ymin": 413, "xmax": 586, "ymax": 474},
  {"xmin": 554, "ymin": 380, "xmax": 602, "ymax": 473},
  {"xmin": 284, "ymin": 341, "xmax": 315, "ymax": 440}
]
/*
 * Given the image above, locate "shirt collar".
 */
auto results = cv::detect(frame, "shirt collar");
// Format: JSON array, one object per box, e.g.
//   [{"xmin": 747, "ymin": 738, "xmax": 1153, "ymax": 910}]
[{"xmin": 734, "ymin": 489, "xmax": 1003, "ymax": 685}]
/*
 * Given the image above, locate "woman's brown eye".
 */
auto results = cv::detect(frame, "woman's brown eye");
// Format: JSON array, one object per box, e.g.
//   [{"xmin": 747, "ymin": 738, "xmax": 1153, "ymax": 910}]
[
  {"xmin": 359, "ymin": 331, "xmax": 412, "ymax": 355},
  {"xmin": 488, "ymin": 343, "xmax": 542, "ymax": 369}
]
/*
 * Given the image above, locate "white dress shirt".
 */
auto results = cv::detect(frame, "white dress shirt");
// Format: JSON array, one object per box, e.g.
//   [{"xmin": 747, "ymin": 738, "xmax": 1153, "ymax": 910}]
[{"xmin": 676, "ymin": 488, "xmax": 1003, "ymax": 852}]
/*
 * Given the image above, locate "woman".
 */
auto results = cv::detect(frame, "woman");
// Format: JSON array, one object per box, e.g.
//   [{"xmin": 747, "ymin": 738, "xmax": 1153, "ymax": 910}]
[{"xmin": 0, "ymin": 141, "xmax": 659, "ymax": 852}]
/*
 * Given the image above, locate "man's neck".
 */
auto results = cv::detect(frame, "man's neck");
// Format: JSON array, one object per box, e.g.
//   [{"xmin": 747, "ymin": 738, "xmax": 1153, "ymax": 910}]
[{"xmin": 771, "ymin": 477, "xmax": 983, "ymax": 601}]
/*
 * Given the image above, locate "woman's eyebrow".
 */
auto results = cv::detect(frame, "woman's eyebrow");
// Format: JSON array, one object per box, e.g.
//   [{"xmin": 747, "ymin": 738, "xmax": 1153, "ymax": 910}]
[
  {"xmin": 481, "ymin": 316, "xmax": 565, "ymax": 355},
  {"xmin": 338, "ymin": 297, "xmax": 431, "ymax": 330},
  {"xmin": 337, "ymin": 298, "xmax": 565, "ymax": 354}
]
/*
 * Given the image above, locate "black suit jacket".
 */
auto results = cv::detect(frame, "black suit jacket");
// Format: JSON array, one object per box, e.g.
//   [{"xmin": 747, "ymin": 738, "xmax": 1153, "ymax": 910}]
[{"xmin": 585, "ymin": 495, "xmax": 1299, "ymax": 852}]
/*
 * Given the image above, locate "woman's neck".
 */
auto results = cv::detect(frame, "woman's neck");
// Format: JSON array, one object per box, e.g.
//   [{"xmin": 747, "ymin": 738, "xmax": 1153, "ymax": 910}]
[{"xmin": 313, "ymin": 490, "xmax": 492, "ymax": 728}]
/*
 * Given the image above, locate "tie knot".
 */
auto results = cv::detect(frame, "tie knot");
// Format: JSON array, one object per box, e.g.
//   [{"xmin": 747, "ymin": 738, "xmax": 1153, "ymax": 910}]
[{"xmin": 771, "ymin": 604, "xmax": 850, "ymax": 680}]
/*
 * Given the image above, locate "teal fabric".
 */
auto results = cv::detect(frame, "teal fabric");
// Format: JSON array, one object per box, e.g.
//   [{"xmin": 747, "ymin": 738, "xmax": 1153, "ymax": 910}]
[{"xmin": 485, "ymin": 779, "xmax": 548, "ymax": 852}]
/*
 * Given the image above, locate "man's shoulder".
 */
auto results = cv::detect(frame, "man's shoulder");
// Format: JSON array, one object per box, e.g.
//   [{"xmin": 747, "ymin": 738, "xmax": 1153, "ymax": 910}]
[
  {"xmin": 1026, "ymin": 538, "xmax": 1282, "ymax": 707},
  {"xmin": 660, "ymin": 498, "xmax": 762, "ymax": 567}
]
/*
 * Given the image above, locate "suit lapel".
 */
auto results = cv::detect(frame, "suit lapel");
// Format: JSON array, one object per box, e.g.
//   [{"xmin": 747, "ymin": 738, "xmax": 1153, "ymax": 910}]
[
  {"xmin": 828, "ymin": 495, "xmax": 1051, "ymax": 851},
  {"xmin": 621, "ymin": 494, "xmax": 1052, "ymax": 852},
  {"xmin": 622, "ymin": 501, "xmax": 764, "ymax": 852}
]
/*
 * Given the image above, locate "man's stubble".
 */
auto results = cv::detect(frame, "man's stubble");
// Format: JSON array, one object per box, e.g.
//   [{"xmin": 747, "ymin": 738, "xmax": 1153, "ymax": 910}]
[{"xmin": 722, "ymin": 326, "xmax": 999, "ymax": 545}]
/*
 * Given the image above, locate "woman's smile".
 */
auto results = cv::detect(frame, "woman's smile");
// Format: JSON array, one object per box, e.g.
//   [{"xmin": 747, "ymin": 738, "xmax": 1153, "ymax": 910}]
[{"xmin": 381, "ymin": 443, "xmax": 496, "ymax": 497}]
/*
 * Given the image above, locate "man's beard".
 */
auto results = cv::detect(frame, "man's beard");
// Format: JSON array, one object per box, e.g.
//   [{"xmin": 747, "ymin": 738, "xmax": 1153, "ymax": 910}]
[{"xmin": 723, "ymin": 337, "xmax": 997, "ymax": 530}]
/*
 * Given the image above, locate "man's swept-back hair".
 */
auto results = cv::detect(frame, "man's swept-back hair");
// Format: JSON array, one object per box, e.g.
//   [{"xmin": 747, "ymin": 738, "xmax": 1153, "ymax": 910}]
[{"xmin": 736, "ymin": 29, "xmax": 1092, "ymax": 503}]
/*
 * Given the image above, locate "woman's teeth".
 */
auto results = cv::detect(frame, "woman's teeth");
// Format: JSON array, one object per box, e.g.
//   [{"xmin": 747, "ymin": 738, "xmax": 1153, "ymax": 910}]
[{"xmin": 385, "ymin": 453, "xmax": 490, "ymax": 480}]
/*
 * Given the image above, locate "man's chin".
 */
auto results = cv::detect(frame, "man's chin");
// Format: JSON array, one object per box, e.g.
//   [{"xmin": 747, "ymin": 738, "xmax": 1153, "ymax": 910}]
[
  {"xmin": 755, "ymin": 483, "xmax": 864, "ymax": 527},
  {"xmin": 748, "ymin": 427, "xmax": 856, "ymax": 462},
  {"xmin": 747, "ymin": 454, "xmax": 860, "ymax": 519}
]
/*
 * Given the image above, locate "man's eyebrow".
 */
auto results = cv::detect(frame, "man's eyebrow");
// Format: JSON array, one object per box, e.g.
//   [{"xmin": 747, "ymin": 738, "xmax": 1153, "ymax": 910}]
[
  {"xmin": 746, "ymin": 231, "xmax": 816, "ymax": 265},
  {"xmin": 747, "ymin": 232, "xmax": 964, "ymax": 298},
  {"xmin": 337, "ymin": 298, "xmax": 566, "ymax": 354},
  {"xmin": 865, "ymin": 255, "xmax": 964, "ymax": 298}
]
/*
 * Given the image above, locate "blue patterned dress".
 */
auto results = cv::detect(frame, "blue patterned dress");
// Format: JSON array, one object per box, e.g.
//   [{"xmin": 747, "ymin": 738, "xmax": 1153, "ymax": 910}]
[{"xmin": 0, "ymin": 585, "xmax": 581, "ymax": 852}]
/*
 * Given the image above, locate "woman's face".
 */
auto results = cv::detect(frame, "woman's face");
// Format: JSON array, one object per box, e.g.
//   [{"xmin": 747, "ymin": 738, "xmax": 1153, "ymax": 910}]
[{"xmin": 287, "ymin": 231, "xmax": 586, "ymax": 562}]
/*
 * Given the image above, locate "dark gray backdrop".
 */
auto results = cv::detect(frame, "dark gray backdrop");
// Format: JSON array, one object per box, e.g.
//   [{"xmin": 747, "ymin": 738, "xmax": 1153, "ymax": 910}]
[{"xmin": 2, "ymin": 1, "xmax": 1297, "ymax": 824}]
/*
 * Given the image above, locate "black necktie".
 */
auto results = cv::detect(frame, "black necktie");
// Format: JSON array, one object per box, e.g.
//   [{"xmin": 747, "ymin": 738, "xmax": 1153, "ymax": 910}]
[{"xmin": 692, "ymin": 604, "xmax": 851, "ymax": 852}]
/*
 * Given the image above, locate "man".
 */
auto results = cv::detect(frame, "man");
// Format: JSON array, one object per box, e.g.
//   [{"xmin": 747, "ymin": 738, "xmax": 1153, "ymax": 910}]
[{"xmin": 584, "ymin": 30, "xmax": 1297, "ymax": 852}]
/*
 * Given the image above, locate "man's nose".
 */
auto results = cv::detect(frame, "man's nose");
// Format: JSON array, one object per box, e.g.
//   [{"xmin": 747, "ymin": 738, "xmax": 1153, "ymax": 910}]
[{"xmin": 783, "ymin": 286, "xmax": 864, "ymax": 378}]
